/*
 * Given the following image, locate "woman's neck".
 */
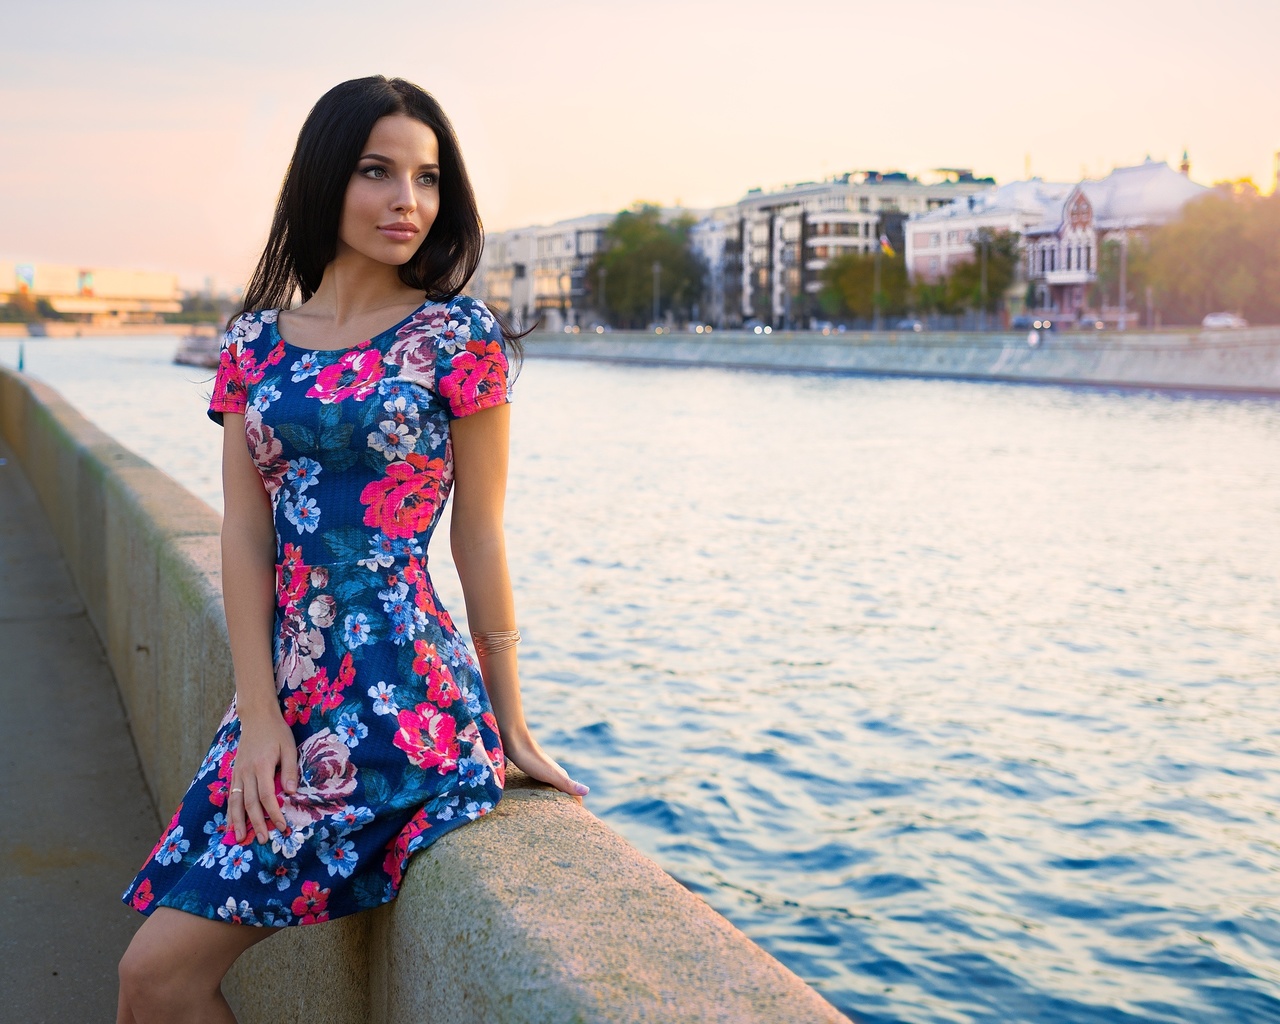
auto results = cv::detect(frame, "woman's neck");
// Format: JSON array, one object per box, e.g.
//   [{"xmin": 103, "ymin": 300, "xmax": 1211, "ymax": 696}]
[{"xmin": 302, "ymin": 249, "xmax": 423, "ymax": 327}]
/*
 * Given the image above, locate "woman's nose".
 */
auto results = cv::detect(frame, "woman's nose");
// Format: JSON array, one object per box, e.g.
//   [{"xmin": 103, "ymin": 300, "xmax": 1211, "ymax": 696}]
[{"xmin": 391, "ymin": 177, "xmax": 416, "ymax": 214}]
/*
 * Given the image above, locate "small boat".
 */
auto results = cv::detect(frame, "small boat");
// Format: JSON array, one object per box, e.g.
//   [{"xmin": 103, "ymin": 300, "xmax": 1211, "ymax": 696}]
[{"xmin": 174, "ymin": 331, "xmax": 220, "ymax": 368}]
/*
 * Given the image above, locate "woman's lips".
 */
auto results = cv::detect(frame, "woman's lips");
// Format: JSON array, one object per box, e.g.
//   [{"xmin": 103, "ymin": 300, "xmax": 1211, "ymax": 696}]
[{"xmin": 378, "ymin": 224, "xmax": 419, "ymax": 242}]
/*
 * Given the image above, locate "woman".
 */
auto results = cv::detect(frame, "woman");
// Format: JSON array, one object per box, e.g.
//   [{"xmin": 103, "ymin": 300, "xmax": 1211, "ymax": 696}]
[{"xmin": 117, "ymin": 76, "xmax": 587, "ymax": 1023}]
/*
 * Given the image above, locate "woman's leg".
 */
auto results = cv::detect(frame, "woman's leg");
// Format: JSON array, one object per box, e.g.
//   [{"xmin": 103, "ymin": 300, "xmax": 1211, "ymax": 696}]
[{"xmin": 117, "ymin": 907, "xmax": 276, "ymax": 1024}]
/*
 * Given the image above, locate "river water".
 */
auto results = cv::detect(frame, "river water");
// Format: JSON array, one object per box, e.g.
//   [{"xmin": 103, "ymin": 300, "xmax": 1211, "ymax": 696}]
[{"xmin": 3, "ymin": 335, "xmax": 1279, "ymax": 1023}]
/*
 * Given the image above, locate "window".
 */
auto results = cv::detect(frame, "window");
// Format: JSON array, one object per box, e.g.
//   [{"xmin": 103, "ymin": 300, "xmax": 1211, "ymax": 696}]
[{"xmin": 859, "ymin": 197, "xmax": 871, "ymax": 212}]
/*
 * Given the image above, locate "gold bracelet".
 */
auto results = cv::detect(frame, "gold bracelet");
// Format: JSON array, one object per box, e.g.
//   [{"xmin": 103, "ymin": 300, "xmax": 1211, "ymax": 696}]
[{"xmin": 472, "ymin": 628, "xmax": 521, "ymax": 658}]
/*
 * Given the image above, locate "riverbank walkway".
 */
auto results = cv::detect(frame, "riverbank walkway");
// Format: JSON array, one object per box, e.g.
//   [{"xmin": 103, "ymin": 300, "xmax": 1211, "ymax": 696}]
[{"xmin": 0, "ymin": 438, "xmax": 159, "ymax": 1022}]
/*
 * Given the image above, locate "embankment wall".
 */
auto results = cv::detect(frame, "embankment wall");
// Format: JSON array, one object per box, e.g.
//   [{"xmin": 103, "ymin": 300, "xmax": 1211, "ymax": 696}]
[
  {"xmin": 525, "ymin": 327, "xmax": 1280, "ymax": 393},
  {"xmin": 0, "ymin": 364, "xmax": 849, "ymax": 1024}
]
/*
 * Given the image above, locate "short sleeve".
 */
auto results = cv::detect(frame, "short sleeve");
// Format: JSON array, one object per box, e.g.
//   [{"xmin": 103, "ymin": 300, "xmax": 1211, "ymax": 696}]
[
  {"xmin": 207, "ymin": 317, "xmax": 249, "ymax": 425},
  {"xmin": 435, "ymin": 297, "xmax": 512, "ymax": 419}
]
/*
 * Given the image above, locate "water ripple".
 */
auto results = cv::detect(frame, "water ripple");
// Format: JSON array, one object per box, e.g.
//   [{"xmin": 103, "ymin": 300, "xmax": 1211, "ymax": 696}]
[{"xmin": 5, "ymin": 338, "xmax": 1279, "ymax": 1022}]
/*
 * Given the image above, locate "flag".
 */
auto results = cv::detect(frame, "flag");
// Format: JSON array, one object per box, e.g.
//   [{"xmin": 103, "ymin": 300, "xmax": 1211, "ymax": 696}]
[{"xmin": 879, "ymin": 235, "xmax": 896, "ymax": 258}]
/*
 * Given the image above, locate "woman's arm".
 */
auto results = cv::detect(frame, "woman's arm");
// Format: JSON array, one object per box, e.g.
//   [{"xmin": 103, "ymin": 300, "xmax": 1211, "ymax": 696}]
[
  {"xmin": 449, "ymin": 404, "xmax": 588, "ymax": 799},
  {"xmin": 220, "ymin": 413, "xmax": 300, "ymax": 843}
]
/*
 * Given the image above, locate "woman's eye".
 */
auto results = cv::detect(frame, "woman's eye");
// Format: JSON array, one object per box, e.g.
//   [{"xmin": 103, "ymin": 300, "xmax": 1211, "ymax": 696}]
[
  {"xmin": 418, "ymin": 173, "xmax": 438, "ymax": 187},
  {"xmin": 361, "ymin": 166, "xmax": 386, "ymax": 179}
]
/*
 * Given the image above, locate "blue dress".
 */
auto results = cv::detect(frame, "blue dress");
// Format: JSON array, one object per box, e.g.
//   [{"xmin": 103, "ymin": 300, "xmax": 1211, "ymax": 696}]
[{"xmin": 123, "ymin": 295, "xmax": 509, "ymax": 926}]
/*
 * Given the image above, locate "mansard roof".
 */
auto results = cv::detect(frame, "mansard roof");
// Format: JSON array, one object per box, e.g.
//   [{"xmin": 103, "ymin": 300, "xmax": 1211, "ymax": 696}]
[
  {"xmin": 910, "ymin": 178, "xmax": 1071, "ymax": 224},
  {"xmin": 1025, "ymin": 159, "xmax": 1208, "ymax": 236}
]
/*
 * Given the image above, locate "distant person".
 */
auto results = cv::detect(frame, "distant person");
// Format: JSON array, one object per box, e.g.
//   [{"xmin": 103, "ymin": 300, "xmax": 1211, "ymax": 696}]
[{"xmin": 116, "ymin": 76, "xmax": 588, "ymax": 1023}]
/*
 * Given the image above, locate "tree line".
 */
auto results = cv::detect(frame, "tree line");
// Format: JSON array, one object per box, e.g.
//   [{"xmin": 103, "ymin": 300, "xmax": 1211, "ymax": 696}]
[
  {"xmin": 568, "ymin": 184, "xmax": 1280, "ymax": 329},
  {"xmin": 817, "ymin": 182, "xmax": 1280, "ymax": 326},
  {"xmin": 1107, "ymin": 182, "xmax": 1280, "ymax": 325}
]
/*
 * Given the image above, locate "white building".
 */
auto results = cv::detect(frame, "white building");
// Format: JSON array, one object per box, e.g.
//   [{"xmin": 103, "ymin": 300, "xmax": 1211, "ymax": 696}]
[
  {"xmin": 732, "ymin": 171, "xmax": 992, "ymax": 327},
  {"xmin": 475, "ymin": 212, "xmax": 614, "ymax": 331},
  {"xmin": 476, "ymin": 171, "xmax": 992, "ymax": 330},
  {"xmin": 687, "ymin": 206, "xmax": 742, "ymax": 329},
  {"xmin": 904, "ymin": 179, "xmax": 1072, "ymax": 283},
  {"xmin": 1024, "ymin": 159, "xmax": 1207, "ymax": 320}
]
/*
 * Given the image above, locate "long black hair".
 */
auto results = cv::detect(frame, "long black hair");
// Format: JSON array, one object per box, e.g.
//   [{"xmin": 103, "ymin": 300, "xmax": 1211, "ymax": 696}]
[{"xmin": 233, "ymin": 76, "xmax": 522, "ymax": 350}]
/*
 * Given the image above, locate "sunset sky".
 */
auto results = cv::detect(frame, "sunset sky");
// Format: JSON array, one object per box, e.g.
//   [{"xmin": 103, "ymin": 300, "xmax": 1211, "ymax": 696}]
[{"xmin": 2, "ymin": 0, "xmax": 1276, "ymax": 290}]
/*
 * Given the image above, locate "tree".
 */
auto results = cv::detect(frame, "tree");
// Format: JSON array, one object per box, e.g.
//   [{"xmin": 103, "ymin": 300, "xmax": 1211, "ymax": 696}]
[
  {"xmin": 943, "ymin": 229, "xmax": 1020, "ymax": 314},
  {"xmin": 586, "ymin": 204, "xmax": 705, "ymax": 328},
  {"xmin": 1140, "ymin": 184, "xmax": 1280, "ymax": 324},
  {"xmin": 818, "ymin": 250, "xmax": 908, "ymax": 320}
]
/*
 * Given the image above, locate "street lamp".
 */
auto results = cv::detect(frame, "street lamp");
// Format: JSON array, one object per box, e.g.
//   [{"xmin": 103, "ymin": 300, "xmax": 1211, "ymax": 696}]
[
  {"xmin": 597, "ymin": 265, "xmax": 607, "ymax": 323},
  {"xmin": 1117, "ymin": 228, "xmax": 1128, "ymax": 331},
  {"xmin": 652, "ymin": 260, "xmax": 661, "ymax": 328},
  {"xmin": 979, "ymin": 229, "xmax": 989, "ymax": 331}
]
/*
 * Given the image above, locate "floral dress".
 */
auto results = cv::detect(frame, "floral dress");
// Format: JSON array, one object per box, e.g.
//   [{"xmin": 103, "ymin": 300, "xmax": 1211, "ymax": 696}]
[{"xmin": 122, "ymin": 295, "xmax": 510, "ymax": 927}]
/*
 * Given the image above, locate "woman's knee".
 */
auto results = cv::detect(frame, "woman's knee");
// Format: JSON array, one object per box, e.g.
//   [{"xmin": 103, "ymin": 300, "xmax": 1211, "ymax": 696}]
[
  {"xmin": 118, "ymin": 937, "xmax": 184, "ymax": 1013},
  {"xmin": 118, "ymin": 919, "xmax": 210, "ymax": 1014}
]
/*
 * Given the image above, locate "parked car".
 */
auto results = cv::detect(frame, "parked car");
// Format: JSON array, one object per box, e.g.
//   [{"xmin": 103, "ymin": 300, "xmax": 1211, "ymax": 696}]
[
  {"xmin": 1201, "ymin": 312, "xmax": 1249, "ymax": 329},
  {"xmin": 893, "ymin": 318, "xmax": 924, "ymax": 333}
]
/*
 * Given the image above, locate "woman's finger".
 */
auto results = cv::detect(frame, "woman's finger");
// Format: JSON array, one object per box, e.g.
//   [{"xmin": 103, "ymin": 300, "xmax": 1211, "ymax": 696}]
[
  {"xmin": 279, "ymin": 739, "xmax": 300, "ymax": 797},
  {"xmin": 243, "ymin": 775, "xmax": 271, "ymax": 846},
  {"xmin": 227, "ymin": 779, "xmax": 247, "ymax": 842},
  {"xmin": 257, "ymin": 760, "xmax": 288, "ymax": 837}
]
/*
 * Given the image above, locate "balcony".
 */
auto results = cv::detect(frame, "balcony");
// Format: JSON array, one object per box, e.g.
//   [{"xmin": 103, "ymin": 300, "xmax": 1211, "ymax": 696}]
[{"xmin": 1042, "ymin": 269, "xmax": 1093, "ymax": 286}]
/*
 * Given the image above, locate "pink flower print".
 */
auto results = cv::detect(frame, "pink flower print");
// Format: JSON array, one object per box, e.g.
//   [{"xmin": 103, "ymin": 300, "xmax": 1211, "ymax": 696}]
[
  {"xmin": 412, "ymin": 640, "xmax": 460, "ymax": 707},
  {"xmin": 215, "ymin": 347, "xmax": 247, "ymax": 410},
  {"xmin": 439, "ymin": 340, "xmax": 508, "ymax": 416},
  {"xmin": 278, "ymin": 730, "xmax": 358, "ymax": 831},
  {"xmin": 392, "ymin": 702, "xmax": 460, "ymax": 774},
  {"xmin": 207, "ymin": 746, "xmax": 237, "ymax": 807},
  {"xmin": 128, "ymin": 878, "xmax": 154, "ymax": 913},
  {"xmin": 401, "ymin": 304, "xmax": 450, "ymax": 335},
  {"xmin": 276, "ymin": 613, "xmax": 326, "ymax": 692},
  {"xmin": 278, "ymin": 544, "xmax": 309, "ymax": 612},
  {"xmin": 385, "ymin": 334, "xmax": 436, "ymax": 388},
  {"xmin": 244, "ymin": 408, "xmax": 288, "ymax": 497},
  {"xmin": 358, "ymin": 453, "xmax": 446, "ymax": 540},
  {"xmin": 306, "ymin": 347, "xmax": 385, "ymax": 403},
  {"xmin": 382, "ymin": 806, "xmax": 432, "ymax": 888},
  {"xmin": 291, "ymin": 880, "xmax": 331, "ymax": 924}
]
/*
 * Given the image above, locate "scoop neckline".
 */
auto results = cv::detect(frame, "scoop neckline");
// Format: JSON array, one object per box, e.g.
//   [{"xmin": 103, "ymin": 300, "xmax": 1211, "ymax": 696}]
[{"xmin": 268, "ymin": 297, "xmax": 439, "ymax": 354}]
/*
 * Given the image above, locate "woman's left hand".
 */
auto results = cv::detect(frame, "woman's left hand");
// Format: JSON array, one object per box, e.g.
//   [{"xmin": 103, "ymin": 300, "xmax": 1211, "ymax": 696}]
[{"xmin": 502, "ymin": 731, "xmax": 589, "ymax": 800}]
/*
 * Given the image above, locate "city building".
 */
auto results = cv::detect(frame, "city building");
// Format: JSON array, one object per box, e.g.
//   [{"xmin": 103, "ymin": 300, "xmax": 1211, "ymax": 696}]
[
  {"xmin": 475, "ymin": 213, "xmax": 619, "ymax": 331},
  {"xmin": 687, "ymin": 206, "xmax": 742, "ymax": 329},
  {"xmin": 904, "ymin": 178, "xmax": 1073, "ymax": 283},
  {"xmin": 0, "ymin": 262, "xmax": 181, "ymax": 322},
  {"xmin": 730, "ymin": 171, "xmax": 993, "ymax": 328},
  {"xmin": 1023, "ymin": 159, "xmax": 1207, "ymax": 320},
  {"xmin": 477, "ymin": 172, "xmax": 992, "ymax": 331}
]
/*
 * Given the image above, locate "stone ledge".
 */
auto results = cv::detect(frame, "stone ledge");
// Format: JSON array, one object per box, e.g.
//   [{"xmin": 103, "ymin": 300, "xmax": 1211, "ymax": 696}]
[{"xmin": 0, "ymin": 365, "xmax": 852, "ymax": 1023}]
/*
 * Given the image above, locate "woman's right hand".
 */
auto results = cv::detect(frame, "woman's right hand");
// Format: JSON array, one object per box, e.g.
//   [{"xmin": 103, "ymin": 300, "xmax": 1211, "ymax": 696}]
[{"xmin": 227, "ymin": 706, "xmax": 300, "ymax": 845}]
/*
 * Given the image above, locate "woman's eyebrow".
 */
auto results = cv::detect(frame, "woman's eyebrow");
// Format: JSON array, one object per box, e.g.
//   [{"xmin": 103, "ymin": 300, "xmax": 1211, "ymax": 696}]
[{"xmin": 358, "ymin": 152, "xmax": 440, "ymax": 171}]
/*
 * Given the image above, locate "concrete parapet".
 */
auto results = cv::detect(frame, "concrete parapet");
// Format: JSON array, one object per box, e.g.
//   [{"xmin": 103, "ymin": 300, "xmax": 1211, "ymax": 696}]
[
  {"xmin": 526, "ymin": 327, "xmax": 1280, "ymax": 393},
  {"xmin": 0, "ymin": 364, "xmax": 850, "ymax": 1023}
]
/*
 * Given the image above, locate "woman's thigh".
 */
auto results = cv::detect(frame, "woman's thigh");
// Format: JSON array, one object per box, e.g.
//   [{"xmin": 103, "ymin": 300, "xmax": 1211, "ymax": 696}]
[{"xmin": 121, "ymin": 906, "xmax": 275, "ymax": 993}]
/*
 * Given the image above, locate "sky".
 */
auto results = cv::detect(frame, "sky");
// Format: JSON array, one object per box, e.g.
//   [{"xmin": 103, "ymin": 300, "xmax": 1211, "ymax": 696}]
[{"xmin": 1, "ymin": 0, "xmax": 1276, "ymax": 291}]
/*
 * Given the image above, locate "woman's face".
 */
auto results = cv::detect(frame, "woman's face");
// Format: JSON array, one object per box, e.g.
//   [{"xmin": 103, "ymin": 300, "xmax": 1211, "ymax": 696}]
[{"xmin": 337, "ymin": 114, "xmax": 441, "ymax": 267}]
